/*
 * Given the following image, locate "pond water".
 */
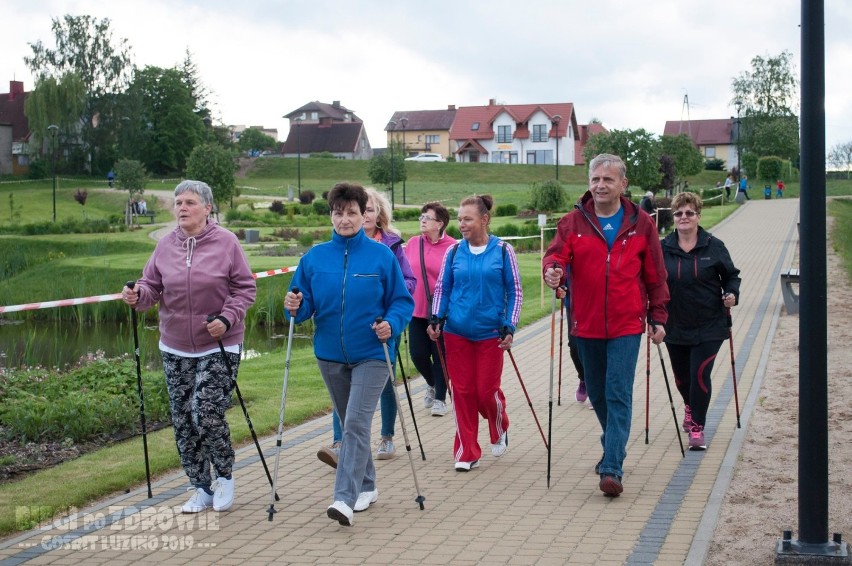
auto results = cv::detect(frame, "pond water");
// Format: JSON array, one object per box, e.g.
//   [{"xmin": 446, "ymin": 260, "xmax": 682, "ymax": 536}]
[{"xmin": 0, "ymin": 320, "xmax": 312, "ymax": 371}]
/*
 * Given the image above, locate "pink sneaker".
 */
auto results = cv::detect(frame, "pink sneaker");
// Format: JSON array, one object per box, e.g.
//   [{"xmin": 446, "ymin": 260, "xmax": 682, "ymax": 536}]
[
  {"xmin": 688, "ymin": 424, "xmax": 706, "ymax": 450},
  {"xmin": 575, "ymin": 381, "xmax": 588, "ymax": 403},
  {"xmin": 682, "ymin": 405, "xmax": 693, "ymax": 432}
]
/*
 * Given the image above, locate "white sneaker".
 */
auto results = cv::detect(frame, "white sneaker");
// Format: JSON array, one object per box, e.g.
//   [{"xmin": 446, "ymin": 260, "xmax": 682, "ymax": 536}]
[
  {"xmin": 454, "ymin": 460, "xmax": 480, "ymax": 472},
  {"xmin": 327, "ymin": 500, "xmax": 354, "ymax": 526},
  {"xmin": 423, "ymin": 386, "xmax": 436, "ymax": 408},
  {"xmin": 376, "ymin": 438, "xmax": 395, "ymax": 460},
  {"xmin": 431, "ymin": 400, "xmax": 448, "ymax": 416},
  {"xmin": 212, "ymin": 476, "xmax": 234, "ymax": 512},
  {"xmin": 491, "ymin": 432, "xmax": 507, "ymax": 457},
  {"xmin": 353, "ymin": 489, "xmax": 378, "ymax": 512},
  {"xmin": 181, "ymin": 488, "xmax": 213, "ymax": 513}
]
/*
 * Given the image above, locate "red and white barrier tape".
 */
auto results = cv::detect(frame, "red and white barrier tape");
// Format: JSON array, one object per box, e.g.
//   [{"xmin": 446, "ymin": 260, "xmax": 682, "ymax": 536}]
[{"xmin": 0, "ymin": 265, "xmax": 299, "ymax": 313}]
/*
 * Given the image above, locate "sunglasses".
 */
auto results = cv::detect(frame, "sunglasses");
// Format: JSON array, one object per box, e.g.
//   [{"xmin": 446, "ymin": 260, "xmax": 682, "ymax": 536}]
[{"xmin": 673, "ymin": 210, "xmax": 698, "ymax": 218}]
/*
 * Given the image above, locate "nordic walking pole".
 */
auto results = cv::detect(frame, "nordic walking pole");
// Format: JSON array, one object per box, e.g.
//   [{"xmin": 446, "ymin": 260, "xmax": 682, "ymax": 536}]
[
  {"xmin": 505, "ymin": 344, "xmax": 548, "ymax": 450},
  {"xmin": 652, "ymin": 326, "xmax": 685, "ymax": 458},
  {"xmin": 727, "ymin": 307, "xmax": 741, "ymax": 428},
  {"xmin": 547, "ymin": 287, "xmax": 557, "ymax": 488},
  {"xmin": 269, "ymin": 286, "xmax": 298, "ymax": 521},
  {"xmin": 396, "ymin": 347, "xmax": 426, "ymax": 460},
  {"xmin": 206, "ymin": 316, "xmax": 278, "ymax": 500},
  {"xmin": 126, "ymin": 281, "xmax": 153, "ymax": 499},
  {"xmin": 431, "ymin": 317, "xmax": 453, "ymax": 401},
  {"xmin": 377, "ymin": 317, "xmax": 425, "ymax": 510},
  {"xmin": 645, "ymin": 332, "xmax": 650, "ymax": 444},
  {"xmin": 557, "ymin": 298, "xmax": 564, "ymax": 406}
]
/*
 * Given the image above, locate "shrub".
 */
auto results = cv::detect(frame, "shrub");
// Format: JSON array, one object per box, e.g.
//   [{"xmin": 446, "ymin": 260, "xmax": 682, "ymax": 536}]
[
  {"xmin": 272, "ymin": 227, "xmax": 300, "ymax": 240},
  {"xmin": 704, "ymin": 158, "xmax": 726, "ymax": 171},
  {"xmin": 269, "ymin": 200, "xmax": 285, "ymax": 215},
  {"xmin": 528, "ymin": 180, "xmax": 566, "ymax": 212},
  {"xmin": 28, "ymin": 159, "xmax": 50, "ymax": 180},
  {"xmin": 756, "ymin": 156, "xmax": 786, "ymax": 182},
  {"xmin": 312, "ymin": 199, "xmax": 330, "ymax": 216},
  {"xmin": 395, "ymin": 208, "xmax": 421, "ymax": 221},
  {"xmin": 297, "ymin": 232, "xmax": 315, "ymax": 247},
  {"xmin": 298, "ymin": 190, "xmax": 315, "ymax": 205},
  {"xmin": 495, "ymin": 204, "xmax": 518, "ymax": 217},
  {"xmin": 310, "ymin": 151, "xmax": 336, "ymax": 159}
]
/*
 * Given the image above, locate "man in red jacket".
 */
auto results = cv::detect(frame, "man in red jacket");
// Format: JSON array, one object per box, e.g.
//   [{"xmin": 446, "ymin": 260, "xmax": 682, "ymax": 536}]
[{"xmin": 543, "ymin": 153, "xmax": 669, "ymax": 497}]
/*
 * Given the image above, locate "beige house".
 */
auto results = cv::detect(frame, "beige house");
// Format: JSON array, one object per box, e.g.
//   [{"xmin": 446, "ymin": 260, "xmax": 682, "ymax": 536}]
[
  {"xmin": 663, "ymin": 119, "xmax": 738, "ymax": 170},
  {"xmin": 386, "ymin": 107, "xmax": 456, "ymax": 159}
]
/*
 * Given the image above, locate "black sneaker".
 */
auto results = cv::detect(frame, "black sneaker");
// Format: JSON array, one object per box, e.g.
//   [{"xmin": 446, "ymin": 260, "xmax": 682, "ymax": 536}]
[
  {"xmin": 599, "ymin": 474, "xmax": 623, "ymax": 497},
  {"xmin": 594, "ymin": 455, "xmax": 604, "ymax": 474}
]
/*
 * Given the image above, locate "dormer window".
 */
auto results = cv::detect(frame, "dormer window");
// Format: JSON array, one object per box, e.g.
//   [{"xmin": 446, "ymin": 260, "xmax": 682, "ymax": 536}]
[{"xmin": 471, "ymin": 122, "xmax": 480, "ymax": 131}]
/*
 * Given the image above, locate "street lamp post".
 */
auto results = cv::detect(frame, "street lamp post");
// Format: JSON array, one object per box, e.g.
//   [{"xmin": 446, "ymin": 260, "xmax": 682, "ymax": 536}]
[
  {"xmin": 551, "ymin": 115, "xmax": 562, "ymax": 181},
  {"xmin": 387, "ymin": 120, "xmax": 397, "ymax": 210},
  {"xmin": 296, "ymin": 117, "xmax": 303, "ymax": 197},
  {"xmin": 734, "ymin": 101, "xmax": 742, "ymax": 182},
  {"xmin": 48, "ymin": 125, "xmax": 59, "ymax": 223},
  {"xmin": 400, "ymin": 117, "xmax": 408, "ymax": 204}
]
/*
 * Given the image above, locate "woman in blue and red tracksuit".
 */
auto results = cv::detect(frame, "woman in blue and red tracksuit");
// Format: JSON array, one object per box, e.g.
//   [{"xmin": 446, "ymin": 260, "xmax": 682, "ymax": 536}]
[{"xmin": 429, "ymin": 195, "xmax": 523, "ymax": 471}]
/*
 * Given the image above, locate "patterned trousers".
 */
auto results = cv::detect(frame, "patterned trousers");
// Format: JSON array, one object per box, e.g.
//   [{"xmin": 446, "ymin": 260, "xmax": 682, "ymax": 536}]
[{"xmin": 161, "ymin": 350, "xmax": 239, "ymax": 488}]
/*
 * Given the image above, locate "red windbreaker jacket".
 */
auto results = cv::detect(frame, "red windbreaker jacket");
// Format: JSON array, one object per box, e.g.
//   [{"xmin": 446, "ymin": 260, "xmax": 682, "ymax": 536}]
[{"xmin": 542, "ymin": 193, "xmax": 669, "ymax": 339}]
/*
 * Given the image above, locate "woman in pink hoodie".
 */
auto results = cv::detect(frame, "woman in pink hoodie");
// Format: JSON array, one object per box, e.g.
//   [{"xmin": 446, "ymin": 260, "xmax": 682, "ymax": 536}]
[{"xmin": 121, "ymin": 180, "xmax": 255, "ymax": 515}]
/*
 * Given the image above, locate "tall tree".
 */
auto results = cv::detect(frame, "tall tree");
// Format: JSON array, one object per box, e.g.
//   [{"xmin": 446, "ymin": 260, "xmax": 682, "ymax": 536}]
[
  {"xmin": 731, "ymin": 51, "xmax": 800, "ymax": 166},
  {"xmin": 180, "ymin": 49, "xmax": 212, "ymax": 125},
  {"xmin": 129, "ymin": 66, "xmax": 205, "ymax": 174},
  {"xmin": 582, "ymin": 128, "xmax": 662, "ymax": 191},
  {"xmin": 24, "ymin": 15, "xmax": 133, "ymax": 173},
  {"xmin": 659, "ymin": 134, "xmax": 704, "ymax": 192},
  {"xmin": 23, "ymin": 72, "xmax": 86, "ymax": 155}
]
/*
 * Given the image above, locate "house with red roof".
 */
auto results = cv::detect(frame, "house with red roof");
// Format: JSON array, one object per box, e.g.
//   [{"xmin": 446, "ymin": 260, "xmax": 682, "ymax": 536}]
[
  {"xmin": 0, "ymin": 80, "xmax": 31, "ymax": 175},
  {"xmin": 574, "ymin": 122, "xmax": 609, "ymax": 166},
  {"xmin": 386, "ymin": 106, "xmax": 457, "ymax": 159},
  {"xmin": 281, "ymin": 100, "xmax": 372, "ymax": 160},
  {"xmin": 663, "ymin": 118, "xmax": 737, "ymax": 169},
  {"xmin": 448, "ymin": 99, "xmax": 579, "ymax": 165}
]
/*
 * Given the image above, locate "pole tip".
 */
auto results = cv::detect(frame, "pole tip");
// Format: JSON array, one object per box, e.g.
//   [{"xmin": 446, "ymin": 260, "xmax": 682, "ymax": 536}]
[{"xmin": 416, "ymin": 495, "xmax": 425, "ymax": 510}]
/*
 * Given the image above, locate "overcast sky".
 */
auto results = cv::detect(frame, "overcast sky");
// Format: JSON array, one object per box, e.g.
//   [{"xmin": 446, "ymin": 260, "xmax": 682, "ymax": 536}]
[{"xmin": 4, "ymin": 1, "xmax": 851, "ymax": 152}]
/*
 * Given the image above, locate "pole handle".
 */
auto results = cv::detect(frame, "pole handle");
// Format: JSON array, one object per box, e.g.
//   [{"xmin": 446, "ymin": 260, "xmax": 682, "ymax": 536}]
[{"xmin": 125, "ymin": 280, "xmax": 135, "ymax": 290}]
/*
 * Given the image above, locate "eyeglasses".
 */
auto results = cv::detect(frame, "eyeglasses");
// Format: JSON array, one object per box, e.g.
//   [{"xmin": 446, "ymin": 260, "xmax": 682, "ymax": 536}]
[
  {"xmin": 673, "ymin": 210, "xmax": 698, "ymax": 218},
  {"xmin": 419, "ymin": 214, "xmax": 437, "ymax": 222}
]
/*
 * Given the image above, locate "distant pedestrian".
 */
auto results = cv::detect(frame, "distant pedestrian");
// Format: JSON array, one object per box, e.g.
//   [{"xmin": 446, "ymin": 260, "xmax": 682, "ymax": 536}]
[
  {"xmin": 776, "ymin": 179, "xmax": 785, "ymax": 198},
  {"xmin": 723, "ymin": 175, "xmax": 733, "ymax": 200},
  {"xmin": 107, "ymin": 170, "xmax": 115, "ymax": 188},
  {"xmin": 737, "ymin": 175, "xmax": 750, "ymax": 200}
]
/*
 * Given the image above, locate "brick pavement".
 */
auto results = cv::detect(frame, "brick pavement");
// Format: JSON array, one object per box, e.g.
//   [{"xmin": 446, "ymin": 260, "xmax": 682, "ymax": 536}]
[{"xmin": 0, "ymin": 197, "xmax": 800, "ymax": 565}]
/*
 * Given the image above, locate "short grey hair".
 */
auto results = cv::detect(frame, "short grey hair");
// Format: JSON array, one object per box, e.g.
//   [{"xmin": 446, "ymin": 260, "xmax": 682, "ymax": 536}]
[
  {"xmin": 174, "ymin": 180, "xmax": 214, "ymax": 207},
  {"xmin": 588, "ymin": 153, "xmax": 627, "ymax": 180}
]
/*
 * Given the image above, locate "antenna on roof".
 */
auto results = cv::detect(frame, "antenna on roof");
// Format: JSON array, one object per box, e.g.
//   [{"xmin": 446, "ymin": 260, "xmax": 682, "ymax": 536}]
[{"xmin": 679, "ymin": 91, "xmax": 692, "ymax": 139}]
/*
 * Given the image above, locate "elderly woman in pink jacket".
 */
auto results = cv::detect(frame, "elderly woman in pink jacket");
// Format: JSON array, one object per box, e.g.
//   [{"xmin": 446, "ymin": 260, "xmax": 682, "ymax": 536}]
[{"xmin": 121, "ymin": 180, "xmax": 256, "ymax": 515}]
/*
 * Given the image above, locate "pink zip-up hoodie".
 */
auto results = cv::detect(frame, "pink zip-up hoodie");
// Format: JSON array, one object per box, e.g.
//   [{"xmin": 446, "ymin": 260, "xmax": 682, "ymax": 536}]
[{"xmin": 134, "ymin": 223, "xmax": 256, "ymax": 353}]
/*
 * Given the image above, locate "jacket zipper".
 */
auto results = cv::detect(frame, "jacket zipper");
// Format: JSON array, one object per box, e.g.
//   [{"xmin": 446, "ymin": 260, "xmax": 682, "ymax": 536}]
[{"xmin": 340, "ymin": 241, "xmax": 350, "ymax": 364}]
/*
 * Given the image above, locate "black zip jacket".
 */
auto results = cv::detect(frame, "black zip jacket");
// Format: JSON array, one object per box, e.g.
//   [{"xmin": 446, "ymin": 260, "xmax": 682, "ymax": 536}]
[{"xmin": 662, "ymin": 227, "xmax": 741, "ymax": 345}]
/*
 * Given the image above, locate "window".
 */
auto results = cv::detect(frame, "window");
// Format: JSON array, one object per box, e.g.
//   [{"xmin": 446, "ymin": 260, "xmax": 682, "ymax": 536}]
[
  {"xmin": 426, "ymin": 135, "xmax": 440, "ymax": 145},
  {"xmin": 471, "ymin": 122, "xmax": 480, "ymax": 131},
  {"xmin": 704, "ymin": 146, "xmax": 716, "ymax": 158},
  {"xmin": 491, "ymin": 151, "xmax": 518, "ymax": 164},
  {"xmin": 532, "ymin": 124, "xmax": 548, "ymax": 143},
  {"xmin": 526, "ymin": 150, "xmax": 553, "ymax": 165},
  {"xmin": 311, "ymin": 112, "xmax": 318, "ymax": 120},
  {"xmin": 497, "ymin": 125, "xmax": 512, "ymax": 143}
]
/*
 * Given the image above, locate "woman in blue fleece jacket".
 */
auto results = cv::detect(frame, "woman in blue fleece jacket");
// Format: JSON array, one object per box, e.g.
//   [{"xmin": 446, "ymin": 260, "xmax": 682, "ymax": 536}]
[{"xmin": 284, "ymin": 182, "xmax": 414, "ymax": 526}]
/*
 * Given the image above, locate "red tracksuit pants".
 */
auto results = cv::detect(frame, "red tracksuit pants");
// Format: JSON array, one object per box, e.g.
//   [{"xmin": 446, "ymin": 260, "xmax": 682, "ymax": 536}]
[{"xmin": 443, "ymin": 332, "xmax": 510, "ymax": 463}]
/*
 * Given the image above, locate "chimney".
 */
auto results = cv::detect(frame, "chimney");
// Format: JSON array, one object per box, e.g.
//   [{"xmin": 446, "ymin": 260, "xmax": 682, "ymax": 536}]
[
  {"xmin": 488, "ymin": 98, "xmax": 496, "ymax": 106},
  {"xmin": 332, "ymin": 100, "xmax": 341, "ymax": 108},
  {"xmin": 9, "ymin": 80, "xmax": 24, "ymax": 101},
  {"xmin": 448, "ymin": 104, "xmax": 456, "ymax": 110}
]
